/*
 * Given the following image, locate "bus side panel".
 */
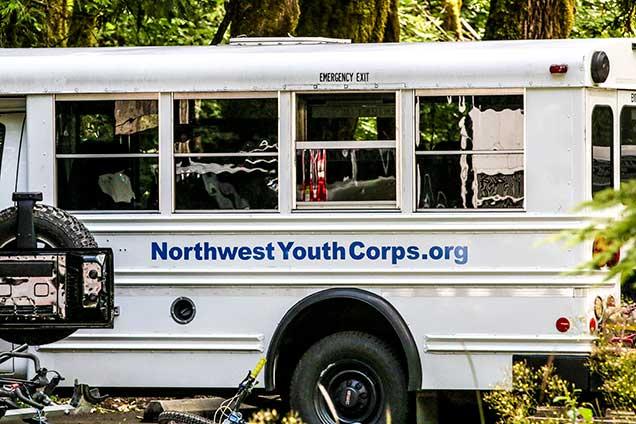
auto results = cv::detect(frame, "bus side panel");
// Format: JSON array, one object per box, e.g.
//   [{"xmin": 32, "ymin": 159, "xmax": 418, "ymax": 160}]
[{"xmin": 525, "ymin": 88, "xmax": 586, "ymax": 213}]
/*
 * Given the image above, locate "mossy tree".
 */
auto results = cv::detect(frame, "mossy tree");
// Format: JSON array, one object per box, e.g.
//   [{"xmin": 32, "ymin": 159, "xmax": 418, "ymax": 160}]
[
  {"xmin": 212, "ymin": 0, "xmax": 300, "ymax": 44},
  {"xmin": 296, "ymin": 0, "xmax": 400, "ymax": 42},
  {"xmin": 442, "ymin": 0, "xmax": 463, "ymax": 40},
  {"xmin": 484, "ymin": 0, "xmax": 575, "ymax": 40}
]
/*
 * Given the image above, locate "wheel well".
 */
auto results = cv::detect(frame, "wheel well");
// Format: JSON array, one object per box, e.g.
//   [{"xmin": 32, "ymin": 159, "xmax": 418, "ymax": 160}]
[{"xmin": 267, "ymin": 289, "xmax": 421, "ymax": 394}]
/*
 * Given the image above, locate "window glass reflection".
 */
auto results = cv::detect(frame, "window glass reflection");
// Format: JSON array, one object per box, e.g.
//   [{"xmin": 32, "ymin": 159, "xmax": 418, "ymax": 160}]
[
  {"xmin": 296, "ymin": 149, "xmax": 396, "ymax": 203},
  {"xmin": 55, "ymin": 100, "xmax": 159, "ymax": 211},
  {"xmin": 620, "ymin": 106, "xmax": 636, "ymax": 182},
  {"xmin": 297, "ymin": 93, "xmax": 396, "ymax": 142},
  {"xmin": 174, "ymin": 98, "xmax": 278, "ymax": 154},
  {"xmin": 173, "ymin": 97, "xmax": 279, "ymax": 211},
  {"xmin": 56, "ymin": 100, "xmax": 158, "ymax": 154},
  {"xmin": 417, "ymin": 154, "xmax": 524, "ymax": 209},
  {"xmin": 175, "ymin": 157, "xmax": 278, "ymax": 210},
  {"xmin": 417, "ymin": 94, "xmax": 524, "ymax": 210},
  {"xmin": 0, "ymin": 123, "xmax": 5, "ymax": 177},
  {"xmin": 57, "ymin": 158, "xmax": 158, "ymax": 210},
  {"xmin": 592, "ymin": 105, "xmax": 614, "ymax": 194},
  {"xmin": 418, "ymin": 95, "xmax": 524, "ymax": 151}
]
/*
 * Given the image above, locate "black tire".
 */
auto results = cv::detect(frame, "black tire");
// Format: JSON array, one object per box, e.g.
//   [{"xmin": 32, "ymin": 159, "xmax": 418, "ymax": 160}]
[
  {"xmin": 0, "ymin": 204, "xmax": 96, "ymax": 249},
  {"xmin": 290, "ymin": 331, "xmax": 408, "ymax": 424},
  {"xmin": 158, "ymin": 411, "xmax": 214, "ymax": 424},
  {"xmin": 0, "ymin": 204, "xmax": 96, "ymax": 345}
]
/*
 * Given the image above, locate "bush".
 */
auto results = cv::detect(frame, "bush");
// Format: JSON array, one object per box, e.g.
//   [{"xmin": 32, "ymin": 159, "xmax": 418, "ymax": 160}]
[
  {"xmin": 484, "ymin": 361, "xmax": 579, "ymax": 424},
  {"xmin": 248, "ymin": 409, "xmax": 304, "ymax": 424}
]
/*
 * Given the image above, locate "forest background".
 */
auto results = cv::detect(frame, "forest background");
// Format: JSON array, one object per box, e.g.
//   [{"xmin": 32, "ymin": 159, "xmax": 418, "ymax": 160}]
[{"xmin": 1, "ymin": 0, "xmax": 635, "ymax": 49}]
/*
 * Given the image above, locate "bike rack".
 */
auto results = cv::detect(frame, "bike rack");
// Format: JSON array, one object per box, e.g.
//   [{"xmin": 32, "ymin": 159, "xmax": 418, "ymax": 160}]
[{"xmin": 0, "ymin": 193, "xmax": 107, "ymax": 423}]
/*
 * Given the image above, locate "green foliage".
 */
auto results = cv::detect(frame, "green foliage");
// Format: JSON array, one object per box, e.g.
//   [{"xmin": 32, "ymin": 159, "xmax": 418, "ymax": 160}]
[
  {"xmin": 571, "ymin": 0, "xmax": 634, "ymax": 38},
  {"xmin": 0, "ymin": 0, "xmax": 225, "ymax": 47},
  {"xmin": 484, "ymin": 361, "xmax": 576, "ymax": 424},
  {"xmin": 553, "ymin": 389, "xmax": 594, "ymax": 424},
  {"xmin": 398, "ymin": 0, "xmax": 489, "ymax": 42},
  {"xmin": 98, "ymin": 0, "xmax": 225, "ymax": 46},
  {"xmin": 562, "ymin": 181, "xmax": 636, "ymax": 282},
  {"xmin": 0, "ymin": 0, "xmax": 47, "ymax": 47},
  {"xmin": 399, "ymin": 0, "xmax": 447, "ymax": 41},
  {"xmin": 248, "ymin": 409, "xmax": 304, "ymax": 424},
  {"xmin": 2, "ymin": 0, "xmax": 636, "ymax": 48},
  {"xmin": 589, "ymin": 336, "xmax": 636, "ymax": 411}
]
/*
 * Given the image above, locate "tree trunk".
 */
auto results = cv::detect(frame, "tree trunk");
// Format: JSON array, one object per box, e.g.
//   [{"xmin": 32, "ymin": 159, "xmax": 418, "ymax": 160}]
[
  {"xmin": 484, "ymin": 0, "xmax": 575, "ymax": 40},
  {"xmin": 45, "ymin": 0, "xmax": 71, "ymax": 46},
  {"xmin": 296, "ymin": 0, "xmax": 400, "ymax": 43},
  {"xmin": 67, "ymin": 1, "xmax": 99, "ymax": 47},
  {"xmin": 443, "ymin": 0, "xmax": 463, "ymax": 40},
  {"xmin": 229, "ymin": 0, "xmax": 300, "ymax": 38}
]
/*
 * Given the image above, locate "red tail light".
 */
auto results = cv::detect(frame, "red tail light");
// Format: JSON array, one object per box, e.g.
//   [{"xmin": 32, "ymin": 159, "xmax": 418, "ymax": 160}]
[
  {"xmin": 550, "ymin": 64, "xmax": 568, "ymax": 74},
  {"xmin": 556, "ymin": 317, "xmax": 570, "ymax": 333}
]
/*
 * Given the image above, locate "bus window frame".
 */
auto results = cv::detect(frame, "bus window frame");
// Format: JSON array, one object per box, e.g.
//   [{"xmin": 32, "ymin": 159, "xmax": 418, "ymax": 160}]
[
  {"xmin": 291, "ymin": 90, "xmax": 401, "ymax": 211},
  {"xmin": 54, "ymin": 92, "xmax": 161, "ymax": 214},
  {"xmin": 171, "ymin": 91, "xmax": 280, "ymax": 213},
  {"xmin": 414, "ymin": 88, "xmax": 526, "ymax": 212}
]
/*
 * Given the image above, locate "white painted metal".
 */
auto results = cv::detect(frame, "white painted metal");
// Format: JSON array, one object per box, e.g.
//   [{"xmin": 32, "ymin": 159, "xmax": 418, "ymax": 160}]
[
  {"xmin": 0, "ymin": 106, "xmax": 25, "ymax": 210},
  {"xmin": 0, "ymin": 39, "xmax": 628, "ymax": 391},
  {"xmin": 229, "ymin": 37, "xmax": 351, "ymax": 46},
  {"xmin": 159, "ymin": 93, "xmax": 173, "ymax": 215},
  {"xmin": 0, "ymin": 39, "xmax": 634, "ymax": 95},
  {"xmin": 25, "ymin": 96, "xmax": 54, "ymax": 204}
]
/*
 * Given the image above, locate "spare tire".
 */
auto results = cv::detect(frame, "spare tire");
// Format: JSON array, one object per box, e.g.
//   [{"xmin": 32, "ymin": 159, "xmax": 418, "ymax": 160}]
[{"xmin": 0, "ymin": 204, "xmax": 96, "ymax": 345}]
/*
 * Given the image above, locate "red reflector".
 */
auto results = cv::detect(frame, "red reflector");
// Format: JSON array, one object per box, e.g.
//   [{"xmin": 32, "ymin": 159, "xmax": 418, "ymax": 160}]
[
  {"xmin": 608, "ymin": 249, "xmax": 620, "ymax": 267},
  {"xmin": 550, "ymin": 64, "xmax": 568, "ymax": 74},
  {"xmin": 590, "ymin": 317, "xmax": 597, "ymax": 334},
  {"xmin": 556, "ymin": 317, "xmax": 570, "ymax": 333}
]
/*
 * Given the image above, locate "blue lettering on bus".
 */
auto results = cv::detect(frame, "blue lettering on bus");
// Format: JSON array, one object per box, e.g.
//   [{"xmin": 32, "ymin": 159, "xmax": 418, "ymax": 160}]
[{"xmin": 150, "ymin": 241, "xmax": 469, "ymax": 265}]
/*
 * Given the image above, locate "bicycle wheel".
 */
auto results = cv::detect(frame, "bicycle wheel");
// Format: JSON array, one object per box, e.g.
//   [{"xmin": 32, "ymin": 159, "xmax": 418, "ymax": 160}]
[{"xmin": 158, "ymin": 411, "xmax": 214, "ymax": 424}]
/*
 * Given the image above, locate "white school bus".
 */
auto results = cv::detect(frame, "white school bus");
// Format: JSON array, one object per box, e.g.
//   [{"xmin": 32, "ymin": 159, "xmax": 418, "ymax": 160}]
[{"xmin": 0, "ymin": 37, "xmax": 630, "ymax": 423}]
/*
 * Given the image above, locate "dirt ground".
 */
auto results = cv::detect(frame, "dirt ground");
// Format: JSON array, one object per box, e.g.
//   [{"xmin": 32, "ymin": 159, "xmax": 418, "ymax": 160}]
[{"xmin": 55, "ymin": 411, "xmax": 141, "ymax": 424}]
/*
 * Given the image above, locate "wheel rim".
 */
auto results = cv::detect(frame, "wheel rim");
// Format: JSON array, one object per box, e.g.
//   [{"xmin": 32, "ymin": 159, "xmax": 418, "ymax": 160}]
[
  {"xmin": 314, "ymin": 359, "xmax": 384, "ymax": 424},
  {"xmin": 0, "ymin": 236, "xmax": 56, "ymax": 249}
]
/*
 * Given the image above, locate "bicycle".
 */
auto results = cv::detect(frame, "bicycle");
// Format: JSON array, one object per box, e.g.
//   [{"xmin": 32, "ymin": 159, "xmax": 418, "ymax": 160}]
[
  {"xmin": 158, "ymin": 358, "xmax": 266, "ymax": 424},
  {"xmin": 0, "ymin": 344, "xmax": 106, "ymax": 423}
]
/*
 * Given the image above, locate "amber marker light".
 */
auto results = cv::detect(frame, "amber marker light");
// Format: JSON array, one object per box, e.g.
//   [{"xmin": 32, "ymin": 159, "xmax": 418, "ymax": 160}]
[{"xmin": 593, "ymin": 236, "xmax": 620, "ymax": 268}]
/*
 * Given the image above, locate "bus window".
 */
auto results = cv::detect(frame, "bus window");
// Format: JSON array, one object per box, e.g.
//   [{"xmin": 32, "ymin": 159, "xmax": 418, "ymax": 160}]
[
  {"xmin": 173, "ymin": 97, "xmax": 278, "ymax": 211},
  {"xmin": 620, "ymin": 106, "xmax": 636, "ymax": 182},
  {"xmin": 56, "ymin": 99, "xmax": 159, "ymax": 211},
  {"xmin": 416, "ymin": 94, "xmax": 524, "ymax": 209},
  {"xmin": 295, "ymin": 93, "xmax": 397, "ymax": 208},
  {"xmin": 0, "ymin": 123, "xmax": 5, "ymax": 177},
  {"xmin": 592, "ymin": 105, "xmax": 614, "ymax": 195}
]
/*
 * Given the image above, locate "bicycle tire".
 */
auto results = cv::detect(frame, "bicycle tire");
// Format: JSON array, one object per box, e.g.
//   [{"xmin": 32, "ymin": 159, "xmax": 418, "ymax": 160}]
[{"xmin": 158, "ymin": 411, "xmax": 215, "ymax": 424}]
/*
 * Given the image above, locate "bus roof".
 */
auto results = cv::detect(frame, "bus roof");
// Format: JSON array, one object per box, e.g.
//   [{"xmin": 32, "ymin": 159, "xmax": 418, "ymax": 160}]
[{"xmin": 0, "ymin": 38, "xmax": 634, "ymax": 95}]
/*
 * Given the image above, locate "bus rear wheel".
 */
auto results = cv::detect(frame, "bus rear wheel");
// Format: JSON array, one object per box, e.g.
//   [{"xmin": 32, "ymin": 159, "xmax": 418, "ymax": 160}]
[{"xmin": 289, "ymin": 331, "xmax": 408, "ymax": 424}]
